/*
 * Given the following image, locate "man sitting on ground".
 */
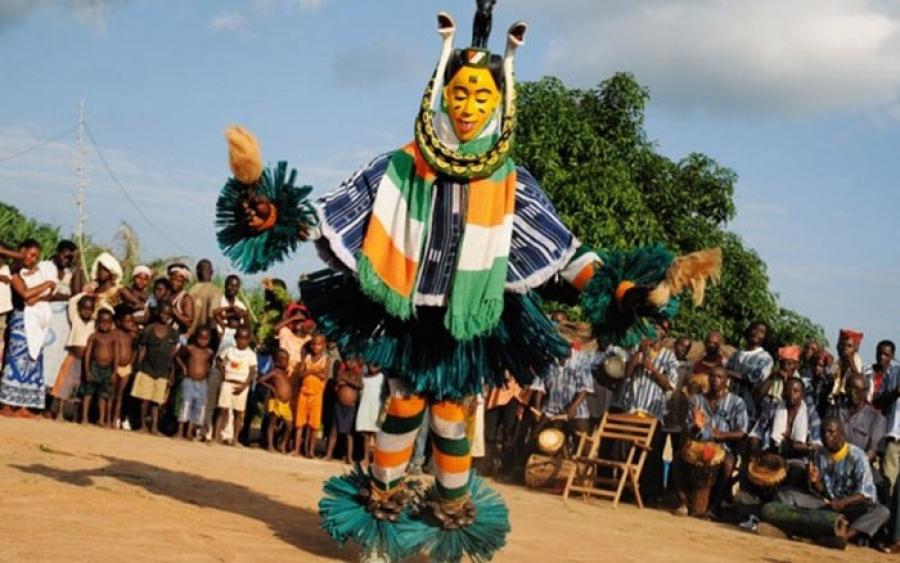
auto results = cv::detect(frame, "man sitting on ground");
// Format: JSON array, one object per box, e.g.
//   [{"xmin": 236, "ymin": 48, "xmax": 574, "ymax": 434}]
[{"xmin": 771, "ymin": 418, "xmax": 889, "ymax": 548}]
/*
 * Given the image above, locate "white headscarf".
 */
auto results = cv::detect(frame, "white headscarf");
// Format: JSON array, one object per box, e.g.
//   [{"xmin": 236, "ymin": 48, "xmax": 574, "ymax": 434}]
[
  {"xmin": 91, "ymin": 252, "xmax": 123, "ymax": 282},
  {"xmin": 132, "ymin": 265, "xmax": 153, "ymax": 279}
]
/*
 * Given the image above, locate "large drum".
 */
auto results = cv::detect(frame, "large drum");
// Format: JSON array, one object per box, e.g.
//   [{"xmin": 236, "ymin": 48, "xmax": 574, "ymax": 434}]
[
  {"xmin": 524, "ymin": 454, "xmax": 575, "ymax": 492},
  {"xmin": 761, "ymin": 502, "xmax": 848, "ymax": 540},
  {"xmin": 682, "ymin": 440, "xmax": 725, "ymax": 516},
  {"xmin": 747, "ymin": 453, "xmax": 787, "ymax": 496}
]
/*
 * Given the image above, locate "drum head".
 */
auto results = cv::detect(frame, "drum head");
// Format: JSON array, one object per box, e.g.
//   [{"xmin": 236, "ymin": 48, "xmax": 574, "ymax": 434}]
[
  {"xmin": 602, "ymin": 355, "xmax": 625, "ymax": 380},
  {"xmin": 748, "ymin": 454, "xmax": 787, "ymax": 488},
  {"xmin": 537, "ymin": 428, "xmax": 565, "ymax": 455}
]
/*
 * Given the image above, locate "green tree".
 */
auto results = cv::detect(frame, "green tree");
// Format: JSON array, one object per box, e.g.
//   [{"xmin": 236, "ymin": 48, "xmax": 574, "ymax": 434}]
[
  {"xmin": 0, "ymin": 202, "xmax": 61, "ymax": 257},
  {"xmin": 514, "ymin": 75, "xmax": 825, "ymax": 348}
]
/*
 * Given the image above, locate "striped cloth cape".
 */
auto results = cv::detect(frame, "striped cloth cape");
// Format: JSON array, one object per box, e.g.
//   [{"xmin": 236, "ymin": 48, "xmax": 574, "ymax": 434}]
[
  {"xmin": 316, "ymin": 153, "xmax": 583, "ymax": 284},
  {"xmin": 355, "ymin": 141, "xmax": 517, "ymax": 341},
  {"xmin": 315, "ymin": 155, "xmax": 591, "ymax": 330}
]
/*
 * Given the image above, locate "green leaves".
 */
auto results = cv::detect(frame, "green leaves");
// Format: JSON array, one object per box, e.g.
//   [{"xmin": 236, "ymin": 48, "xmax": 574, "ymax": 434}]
[
  {"xmin": 0, "ymin": 203, "xmax": 60, "ymax": 257},
  {"xmin": 514, "ymin": 74, "xmax": 824, "ymax": 348}
]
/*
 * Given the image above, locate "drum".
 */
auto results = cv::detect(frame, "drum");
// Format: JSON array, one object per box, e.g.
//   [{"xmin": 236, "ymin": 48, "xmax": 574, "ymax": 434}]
[
  {"xmin": 747, "ymin": 453, "xmax": 787, "ymax": 495},
  {"xmin": 524, "ymin": 454, "xmax": 575, "ymax": 492},
  {"xmin": 761, "ymin": 502, "xmax": 848, "ymax": 540},
  {"xmin": 536, "ymin": 428, "xmax": 566, "ymax": 456},
  {"xmin": 682, "ymin": 440, "xmax": 725, "ymax": 516},
  {"xmin": 602, "ymin": 354, "xmax": 625, "ymax": 380}
]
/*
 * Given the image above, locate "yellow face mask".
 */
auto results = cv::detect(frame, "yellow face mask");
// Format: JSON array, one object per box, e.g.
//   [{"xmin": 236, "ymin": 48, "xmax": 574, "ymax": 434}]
[{"xmin": 443, "ymin": 65, "xmax": 501, "ymax": 142}]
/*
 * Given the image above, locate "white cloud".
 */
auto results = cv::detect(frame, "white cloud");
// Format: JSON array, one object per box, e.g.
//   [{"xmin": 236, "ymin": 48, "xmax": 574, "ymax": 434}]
[
  {"xmin": 0, "ymin": 125, "xmax": 218, "ymax": 261},
  {"xmin": 0, "ymin": 0, "xmax": 126, "ymax": 33},
  {"xmin": 518, "ymin": 0, "xmax": 900, "ymax": 117},
  {"xmin": 209, "ymin": 11, "xmax": 249, "ymax": 34},
  {"xmin": 207, "ymin": 0, "xmax": 329, "ymax": 34}
]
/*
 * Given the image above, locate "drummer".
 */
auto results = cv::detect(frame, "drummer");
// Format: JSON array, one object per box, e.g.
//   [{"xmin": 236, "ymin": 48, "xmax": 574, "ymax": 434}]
[
  {"xmin": 773, "ymin": 418, "xmax": 889, "ymax": 548},
  {"xmin": 749, "ymin": 377, "xmax": 821, "ymax": 462},
  {"xmin": 675, "ymin": 366, "xmax": 749, "ymax": 516}
]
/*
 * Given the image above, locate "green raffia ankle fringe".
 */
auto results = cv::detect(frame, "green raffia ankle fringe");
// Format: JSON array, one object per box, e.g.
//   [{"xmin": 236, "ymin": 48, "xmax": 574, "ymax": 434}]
[
  {"xmin": 318, "ymin": 466, "xmax": 427, "ymax": 561},
  {"xmin": 319, "ymin": 468, "xmax": 510, "ymax": 562},
  {"xmin": 419, "ymin": 475, "xmax": 510, "ymax": 563}
]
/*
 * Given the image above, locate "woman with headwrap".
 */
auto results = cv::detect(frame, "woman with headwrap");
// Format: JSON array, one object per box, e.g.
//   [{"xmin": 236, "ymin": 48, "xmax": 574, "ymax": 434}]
[
  {"xmin": 213, "ymin": 2, "xmax": 721, "ymax": 560},
  {"xmin": 82, "ymin": 252, "xmax": 124, "ymax": 311},
  {"xmin": 167, "ymin": 263, "xmax": 195, "ymax": 340},
  {"xmin": 0, "ymin": 239, "xmax": 58, "ymax": 417}
]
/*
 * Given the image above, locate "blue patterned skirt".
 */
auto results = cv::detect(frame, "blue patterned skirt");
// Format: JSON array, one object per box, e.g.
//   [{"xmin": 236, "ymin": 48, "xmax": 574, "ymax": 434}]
[{"xmin": 0, "ymin": 311, "xmax": 46, "ymax": 409}]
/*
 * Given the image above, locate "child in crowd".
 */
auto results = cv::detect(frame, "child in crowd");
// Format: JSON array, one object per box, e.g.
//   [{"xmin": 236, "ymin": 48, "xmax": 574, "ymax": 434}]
[
  {"xmin": 50, "ymin": 294, "xmax": 96, "ymax": 420},
  {"xmin": 81, "ymin": 308, "xmax": 119, "ymax": 426},
  {"xmin": 293, "ymin": 334, "xmax": 331, "ymax": 458},
  {"xmin": 206, "ymin": 314, "xmax": 242, "ymax": 440},
  {"xmin": 325, "ymin": 357, "xmax": 363, "ymax": 464},
  {"xmin": 111, "ymin": 310, "xmax": 137, "ymax": 429},
  {"xmin": 258, "ymin": 349, "xmax": 293, "ymax": 453},
  {"xmin": 175, "ymin": 326, "xmax": 214, "ymax": 440},
  {"xmin": 135, "ymin": 277, "xmax": 170, "ymax": 326},
  {"xmin": 118, "ymin": 265, "xmax": 152, "ymax": 313},
  {"xmin": 214, "ymin": 326, "xmax": 257, "ymax": 445},
  {"xmin": 132, "ymin": 302, "xmax": 179, "ymax": 434},
  {"xmin": 212, "ymin": 274, "xmax": 249, "ymax": 330},
  {"xmin": 275, "ymin": 306, "xmax": 312, "ymax": 376},
  {"xmin": 356, "ymin": 361, "xmax": 386, "ymax": 467}
]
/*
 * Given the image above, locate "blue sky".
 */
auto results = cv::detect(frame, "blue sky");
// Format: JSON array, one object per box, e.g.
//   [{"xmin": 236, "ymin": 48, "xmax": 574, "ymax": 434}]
[{"xmin": 1, "ymin": 0, "xmax": 898, "ymax": 360}]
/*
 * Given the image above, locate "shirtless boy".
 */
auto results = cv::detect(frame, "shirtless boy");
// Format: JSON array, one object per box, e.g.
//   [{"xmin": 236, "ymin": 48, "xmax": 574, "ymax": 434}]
[
  {"xmin": 82, "ymin": 309, "xmax": 119, "ymax": 427},
  {"xmin": 110, "ymin": 310, "xmax": 138, "ymax": 429},
  {"xmin": 258, "ymin": 349, "xmax": 294, "ymax": 453},
  {"xmin": 175, "ymin": 326, "xmax": 215, "ymax": 440}
]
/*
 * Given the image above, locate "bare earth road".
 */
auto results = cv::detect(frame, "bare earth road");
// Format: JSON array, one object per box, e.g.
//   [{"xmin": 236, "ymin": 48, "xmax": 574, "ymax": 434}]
[{"xmin": 0, "ymin": 419, "xmax": 886, "ymax": 562}]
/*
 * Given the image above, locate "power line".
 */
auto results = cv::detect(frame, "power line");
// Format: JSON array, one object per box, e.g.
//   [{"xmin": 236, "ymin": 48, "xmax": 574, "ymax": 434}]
[
  {"xmin": 0, "ymin": 125, "xmax": 77, "ymax": 163},
  {"xmin": 84, "ymin": 123, "xmax": 193, "ymax": 256}
]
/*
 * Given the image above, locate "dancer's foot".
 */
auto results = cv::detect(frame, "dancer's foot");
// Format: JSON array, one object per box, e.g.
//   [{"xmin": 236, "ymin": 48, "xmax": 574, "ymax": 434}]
[{"xmin": 427, "ymin": 497, "xmax": 477, "ymax": 530}]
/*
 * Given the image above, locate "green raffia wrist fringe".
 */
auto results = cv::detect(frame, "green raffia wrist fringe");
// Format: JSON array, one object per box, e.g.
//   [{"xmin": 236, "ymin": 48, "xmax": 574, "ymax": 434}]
[
  {"xmin": 581, "ymin": 243, "xmax": 680, "ymax": 348},
  {"xmin": 319, "ymin": 465, "xmax": 428, "ymax": 561},
  {"xmin": 215, "ymin": 161, "xmax": 317, "ymax": 273}
]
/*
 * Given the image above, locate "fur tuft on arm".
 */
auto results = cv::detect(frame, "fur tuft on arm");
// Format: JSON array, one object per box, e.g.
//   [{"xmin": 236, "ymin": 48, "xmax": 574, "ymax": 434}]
[
  {"xmin": 225, "ymin": 125, "xmax": 263, "ymax": 185},
  {"xmin": 648, "ymin": 247, "xmax": 722, "ymax": 307}
]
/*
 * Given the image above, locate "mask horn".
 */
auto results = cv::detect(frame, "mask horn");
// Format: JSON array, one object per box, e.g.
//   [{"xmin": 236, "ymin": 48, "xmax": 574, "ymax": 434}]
[
  {"xmin": 503, "ymin": 22, "xmax": 527, "ymax": 109},
  {"xmin": 430, "ymin": 12, "xmax": 457, "ymax": 111}
]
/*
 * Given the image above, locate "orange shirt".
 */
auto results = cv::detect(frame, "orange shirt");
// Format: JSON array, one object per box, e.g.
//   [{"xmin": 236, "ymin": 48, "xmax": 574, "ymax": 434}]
[{"xmin": 300, "ymin": 354, "xmax": 328, "ymax": 395}]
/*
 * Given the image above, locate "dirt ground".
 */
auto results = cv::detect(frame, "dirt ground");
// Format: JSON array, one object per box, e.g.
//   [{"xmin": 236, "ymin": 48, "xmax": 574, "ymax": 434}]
[{"xmin": 0, "ymin": 419, "xmax": 887, "ymax": 562}]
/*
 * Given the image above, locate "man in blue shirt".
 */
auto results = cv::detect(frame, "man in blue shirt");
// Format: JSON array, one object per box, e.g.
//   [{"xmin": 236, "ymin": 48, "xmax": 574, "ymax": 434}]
[
  {"xmin": 675, "ymin": 366, "xmax": 748, "ymax": 516},
  {"xmin": 772, "ymin": 417, "xmax": 889, "ymax": 547}
]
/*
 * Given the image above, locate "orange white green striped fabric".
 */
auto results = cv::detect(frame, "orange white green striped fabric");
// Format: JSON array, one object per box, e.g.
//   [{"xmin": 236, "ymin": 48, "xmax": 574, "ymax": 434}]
[
  {"xmin": 357, "ymin": 141, "xmax": 517, "ymax": 341},
  {"xmin": 370, "ymin": 393, "xmax": 472, "ymax": 501}
]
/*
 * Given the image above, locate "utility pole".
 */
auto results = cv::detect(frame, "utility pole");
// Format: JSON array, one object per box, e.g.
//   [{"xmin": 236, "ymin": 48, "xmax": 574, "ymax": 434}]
[{"xmin": 74, "ymin": 100, "xmax": 89, "ymax": 277}]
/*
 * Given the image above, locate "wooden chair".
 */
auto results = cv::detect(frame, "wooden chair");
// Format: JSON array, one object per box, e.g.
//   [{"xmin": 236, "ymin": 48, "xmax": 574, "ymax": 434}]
[{"xmin": 562, "ymin": 412, "xmax": 657, "ymax": 509}]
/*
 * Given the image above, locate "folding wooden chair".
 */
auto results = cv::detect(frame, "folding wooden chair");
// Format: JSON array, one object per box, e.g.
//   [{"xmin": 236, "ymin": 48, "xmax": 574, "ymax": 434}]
[{"xmin": 562, "ymin": 412, "xmax": 657, "ymax": 509}]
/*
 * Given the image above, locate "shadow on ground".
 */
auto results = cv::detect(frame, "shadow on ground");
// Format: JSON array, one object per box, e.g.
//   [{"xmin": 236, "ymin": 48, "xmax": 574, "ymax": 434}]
[{"xmin": 10, "ymin": 455, "xmax": 355, "ymax": 561}]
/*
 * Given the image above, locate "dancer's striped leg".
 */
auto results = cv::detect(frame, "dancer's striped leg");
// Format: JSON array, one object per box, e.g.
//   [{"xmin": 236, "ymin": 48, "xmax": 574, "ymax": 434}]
[
  {"xmin": 371, "ymin": 391, "xmax": 427, "ymax": 494},
  {"xmin": 429, "ymin": 400, "xmax": 472, "ymax": 501}
]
